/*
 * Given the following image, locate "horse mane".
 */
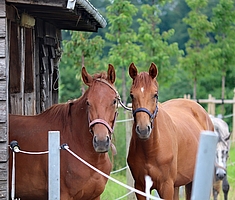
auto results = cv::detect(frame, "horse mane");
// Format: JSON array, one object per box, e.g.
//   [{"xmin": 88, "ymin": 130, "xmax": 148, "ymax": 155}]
[
  {"xmin": 39, "ymin": 102, "xmax": 73, "ymax": 124},
  {"xmin": 132, "ymin": 72, "xmax": 158, "ymax": 89},
  {"xmin": 38, "ymin": 71, "xmax": 110, "ymax": 125}
]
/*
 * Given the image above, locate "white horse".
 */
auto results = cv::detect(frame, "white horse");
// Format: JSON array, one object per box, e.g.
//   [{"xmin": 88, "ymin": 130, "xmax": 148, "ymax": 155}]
[{"xmin": 210, "ymin": 115, "xmax": 231, "ymax": 200}]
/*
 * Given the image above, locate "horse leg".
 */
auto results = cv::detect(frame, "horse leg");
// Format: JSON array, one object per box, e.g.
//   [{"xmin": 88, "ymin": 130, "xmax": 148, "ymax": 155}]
[
  {"xmin": 213, "ymin": 187, "xmax": 219, "ymax": 200},
  {"xmin": 213, "ymin": 179, "xmax": 220, "ymax": 200},
  {"xmin": 222, "ymin": 175, "xmax": 229, "ymax": 200},
  {"xmin": 185, "ymin": 182, "xmax": 192, "ymax": 200},
  {"xmin": 134, "ymin": 182, "xmax": 147, "ymax": 200},
  {"xmin": 173, "ymin": 187, "xmax": 179, "ymax": 200},
  {"xmin": 157, "ymin": 181, "xmax": 175, "ymax": 200}
]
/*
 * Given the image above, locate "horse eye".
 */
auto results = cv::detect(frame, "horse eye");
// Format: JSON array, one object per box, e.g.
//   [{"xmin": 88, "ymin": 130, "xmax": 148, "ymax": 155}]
[
  {"xmin": 130, "ymin": 94, "xmax": 134, "ymax": 99},
  {"xmin": 113, "ymin": 99, "xmax": 117, "ymax": 105},
  {"xmin": 154, "ymin": 93, "xmax": 158, "ymax": 99},
  {"xmin": 86, "ymin": 100, "xmax": 90, "ymax": 106}
]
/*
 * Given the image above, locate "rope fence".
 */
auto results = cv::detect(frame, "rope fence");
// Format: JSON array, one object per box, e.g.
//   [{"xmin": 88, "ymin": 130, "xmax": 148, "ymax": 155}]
[{"xmin": 9, "ymin": 139, "xmax": 162, "ymax": 200}]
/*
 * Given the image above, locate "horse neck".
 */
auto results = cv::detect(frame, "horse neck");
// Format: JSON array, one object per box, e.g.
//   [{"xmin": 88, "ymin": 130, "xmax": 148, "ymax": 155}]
[
  {"xmin": 133, "ymin": 109, "xmax": 172, "ymax": 154},
  {"xmin": 68, "ymin": 95, "xmax": 90, "ymax": 141}
]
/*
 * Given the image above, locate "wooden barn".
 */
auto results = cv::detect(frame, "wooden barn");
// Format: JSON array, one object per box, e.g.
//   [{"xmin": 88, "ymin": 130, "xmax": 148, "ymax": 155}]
[{"xmin": 0, "ymin": 0, "xmax": 106, "ymax": 198}]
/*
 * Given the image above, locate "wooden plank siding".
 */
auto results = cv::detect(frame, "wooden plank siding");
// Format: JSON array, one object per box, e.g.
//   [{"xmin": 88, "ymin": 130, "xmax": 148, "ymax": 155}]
[
  {"xmin": 8, "ymin": 10, "xmax": 60, "ymax": 115},
  {"xmin": 0, "ymin": 1, "xmax": 8, "ymax": 199}
]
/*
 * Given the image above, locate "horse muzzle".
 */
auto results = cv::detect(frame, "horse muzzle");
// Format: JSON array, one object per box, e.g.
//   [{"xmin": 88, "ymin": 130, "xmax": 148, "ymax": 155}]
[
  {"xmin": 216, "ymin": 167, "xmax": 226, "ymax": 180},
  {"xmin": 136, "ymin": 124, "xmax": 152, "ymax": 140},
  {"xmin": 89, "ymin": 119, "xmax": 113, "ymax": 153},
  {"xmin": 93, "ymin": 135, "xmax": 110, "ymax": 153}
]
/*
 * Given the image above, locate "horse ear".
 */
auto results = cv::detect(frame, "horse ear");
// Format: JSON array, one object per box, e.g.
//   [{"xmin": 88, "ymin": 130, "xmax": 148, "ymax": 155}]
[
  {"xmin": 149, "ymin": 62, "xmax": 158, "ymax": 79},
  {"xmin": 82, "ymin": 66, "xmax": 93, "ymax": 86},
  {"xmin": 107, "ymin": 64, "xmax": 116, "ymax": 84},
  {"xmin": 129, "ymin": 63, "xmax": 138, "ymax": 80}
]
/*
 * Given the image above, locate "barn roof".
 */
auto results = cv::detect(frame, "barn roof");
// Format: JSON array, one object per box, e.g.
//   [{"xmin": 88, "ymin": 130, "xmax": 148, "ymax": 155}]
[{"xmin": 6, "ymin": 0, "xmax": 107, "ymax": 32}]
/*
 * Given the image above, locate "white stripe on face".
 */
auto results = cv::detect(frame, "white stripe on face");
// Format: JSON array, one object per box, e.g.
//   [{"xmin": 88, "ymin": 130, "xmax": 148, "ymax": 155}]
[{"xmin": 141, "ymin": 87, "xmax": 144, "ymax": 93}]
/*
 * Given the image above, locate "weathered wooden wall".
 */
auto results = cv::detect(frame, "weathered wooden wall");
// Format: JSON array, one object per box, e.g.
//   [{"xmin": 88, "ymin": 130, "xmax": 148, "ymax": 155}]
[
  {"xmin": 0, "ymin": 2, "xmax": 8, "ymax": 199},
  {"xmin": 8, "ymin": 6, "xmax": 61, "ymax": 115},
  {"xmin": 0, "ymin": 0, "xmax": 105, "ymax": 198}
]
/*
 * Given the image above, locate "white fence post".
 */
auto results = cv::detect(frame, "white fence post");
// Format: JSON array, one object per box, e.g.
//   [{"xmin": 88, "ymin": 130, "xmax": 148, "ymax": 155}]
[
  {"xmin": 48, "ymin": 131, "xmax": 60, "ymax": 200},
  {"xmin": 191, "ymin": 131, "xmax": 218, "ymax": 200}
]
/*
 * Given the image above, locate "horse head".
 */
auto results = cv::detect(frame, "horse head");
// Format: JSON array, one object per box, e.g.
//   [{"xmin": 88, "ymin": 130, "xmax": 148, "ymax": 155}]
[
  {"xmin": 129, "ymin": 62, "xmax": 159, "ymax": 140},
  {"xmin": 210, "ymin": 115, "xmax": 231, "ymax": 180},
  {"xmin": 82, "ymin": 64, "xmax": 117, "ymax": 153},
  {"xmin": 215, "ymin": 142, "xmax": 229, "ymax": 180}
]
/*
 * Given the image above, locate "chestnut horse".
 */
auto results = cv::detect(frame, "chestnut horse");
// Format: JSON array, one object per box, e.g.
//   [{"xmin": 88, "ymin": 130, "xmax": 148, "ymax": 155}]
[
  {"xmin": 127, "ymin": 63, "xmax": 214, "ymax": 200},
  {"xmin": 9, "ymin": 65, "xmax": 118, "ymax": 200}
]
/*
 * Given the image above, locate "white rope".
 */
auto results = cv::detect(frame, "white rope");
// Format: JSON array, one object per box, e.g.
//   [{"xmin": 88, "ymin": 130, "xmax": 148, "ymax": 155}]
[
  {"xmin": 18, "ymin": 150, "xmax": 49, "ymax": 155},
  {"xmin": 111, "ymin": 166, "xmax": 128, "ymax": 174},
  {"xmin": 116, "ymin": 118, "xmax": 134, "ymax": 123},
  {"xmin": 11, "ymin": 152, "xmax": 16, "ymax": 200},
  {"xmin": 222, "ymin": 113, "xmax": 234, "ymax": 119},
  {"xmin": 9, "ymin": 143, "xmax": 48, "ymax": 200},
  {"xmin": 63, "ymin": 145, "xmax": 163, "ymax": 200}
]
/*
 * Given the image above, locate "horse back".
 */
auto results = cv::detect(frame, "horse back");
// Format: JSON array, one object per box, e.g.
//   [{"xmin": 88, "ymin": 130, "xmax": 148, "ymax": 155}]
[{"xmin": 162, "ymin": 99, "xmax": 214, "ymax": 133}]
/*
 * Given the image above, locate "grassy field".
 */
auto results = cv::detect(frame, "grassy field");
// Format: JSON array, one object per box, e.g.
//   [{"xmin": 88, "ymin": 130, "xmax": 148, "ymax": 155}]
[
  {"xmin": 222, "ymin": 142, "xmax": 235, "ymax": 200},
  {"xmin": 101, "ymin": 143, "xmax": 235, "ymax": 200}
]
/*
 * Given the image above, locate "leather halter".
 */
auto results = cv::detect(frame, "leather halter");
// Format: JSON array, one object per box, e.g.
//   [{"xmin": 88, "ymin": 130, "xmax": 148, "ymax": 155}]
[
  {"xmin": 132, "ymin": 96, "xmax": 159, "ymax": 127},
  {"xmin": 88, "ymin": 78, "xmax": 119, "ymax": 136}
]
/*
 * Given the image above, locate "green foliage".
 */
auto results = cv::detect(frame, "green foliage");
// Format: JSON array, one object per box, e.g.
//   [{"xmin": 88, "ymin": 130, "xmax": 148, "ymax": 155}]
[
  {"xmin": 137, "ymin": 3, "xmax": 183, "ymax": 85},
  {"xmin": 58, "ymin": 2, "xmax": 235, "ymax": 198},
  {"xmin": 59, "ymin": 0, "xmax": 235, "ymax": 123},
  {"xmin": 179, "ymin": 0, "xmax": 214, "ymax": 99},
  {"xmin": 105, "ymin": 0, "xmax": 141, "ymax": 103},
  {"xmin": 59, "ymin": 31, "xmax": 106, "ymax": 102}
]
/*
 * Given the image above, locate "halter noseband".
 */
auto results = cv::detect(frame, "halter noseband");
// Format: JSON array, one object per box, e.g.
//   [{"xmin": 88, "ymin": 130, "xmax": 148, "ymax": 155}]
[
  {"xmin": 132, "ymin": 96, "xmax": 158, "ymax": 127},
  {"xmin": 88, "ymin": 78, "xmax": 119, "ymax": 136}
]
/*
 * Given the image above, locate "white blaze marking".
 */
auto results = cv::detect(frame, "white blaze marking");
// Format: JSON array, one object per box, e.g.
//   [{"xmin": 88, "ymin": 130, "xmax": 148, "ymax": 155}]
[{"xmin": 141, "ymin": 87, "xmax": 144, "ymax": 93}]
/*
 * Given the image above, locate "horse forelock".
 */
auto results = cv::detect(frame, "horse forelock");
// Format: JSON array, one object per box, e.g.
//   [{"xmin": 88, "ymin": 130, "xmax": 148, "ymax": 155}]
[
  {"xmin": 132, "ymin": 72, "xmax": 158, "ymax": 89},
  {"xmin": 92, "ymin": 72, "xmax": 111, "ymax": 83}
]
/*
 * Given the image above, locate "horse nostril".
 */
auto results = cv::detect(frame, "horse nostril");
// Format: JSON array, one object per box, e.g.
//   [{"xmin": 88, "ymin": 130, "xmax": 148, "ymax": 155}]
[
  {"xmin": 136, "ymin": 125, "xmax": 140, "ymax": 133},
  {"xmin": 106, "ymin": 136, "xmax": 109, "ymax": 142},
  {"xmin": 147, "ymin": 125, "xmax": 151, "ymax": 132},
  {"xmin": 93, "ymin": 135, "xmax": 97, "ymax": 143}
]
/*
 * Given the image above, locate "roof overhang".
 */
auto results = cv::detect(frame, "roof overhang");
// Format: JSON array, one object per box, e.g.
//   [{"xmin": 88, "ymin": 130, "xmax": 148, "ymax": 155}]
[{"xmin": 6, "ymin": 0, "xmax": 107, "ymax": 32}]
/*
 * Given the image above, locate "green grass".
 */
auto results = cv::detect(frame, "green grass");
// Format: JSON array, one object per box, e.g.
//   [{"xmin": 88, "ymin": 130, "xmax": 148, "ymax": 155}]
[
  {"xmin": 101, "ymin": 173, "xmax": 128, "ymax": 200},
  {"xmin": 223, "ymin": 143, "xmax": 235, "ymax": 199}
]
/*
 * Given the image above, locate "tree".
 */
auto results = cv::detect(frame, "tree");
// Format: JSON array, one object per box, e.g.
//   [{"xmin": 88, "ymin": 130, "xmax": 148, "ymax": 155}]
[
  {"xmin": 179, "ymin": 0, "xmax": 214, "ymax": 99},
  {"xmin": 105, "ymin": 0, "xmax": 140, "ymax": 104},
  {"xmin": 209, "ymin": 0, "xmax": 235, "ymax": 114},
  {"xmin": 137, "ymin": 1, "xmax": 183, "ymax": 92},
  {"xmin": 159, "ymin": 0, "xmax": 191, "ymax": 51},
  {"xmin": 59, "ymin": 31, "xmax": 105, "ymax": 102}
]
